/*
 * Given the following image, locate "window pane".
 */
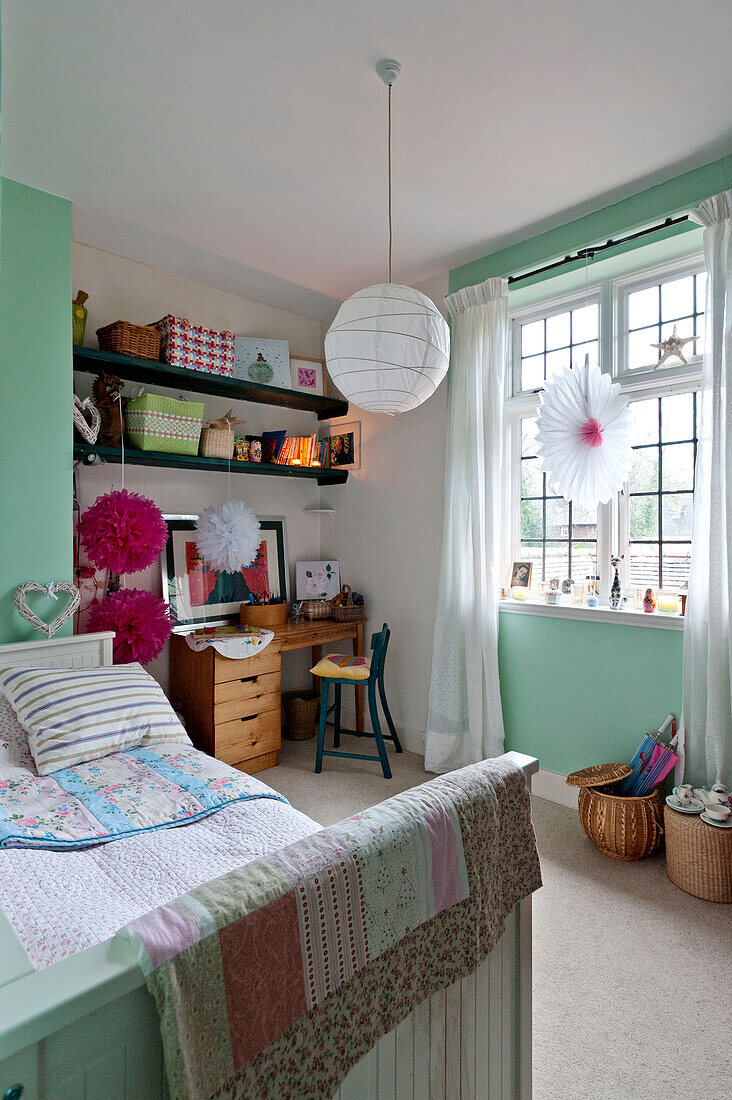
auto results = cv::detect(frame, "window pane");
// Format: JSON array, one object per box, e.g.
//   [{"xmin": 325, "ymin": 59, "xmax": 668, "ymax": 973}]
[
  {"xmin": 521, "ymin": 417, "xmax": 538, "ymax": 457},
  {"xmin": 661, "ymin": 275, "xmax": 694, "ymax": 322},
  {"xmin": 544, "ymin": 542, "xmax": 569, "ymax": 582},
  {"xmin": 629, "ymin": 326, "xmax": 660, "ymax": 370},
  {"xmin": 695, "ymin": 271, "xmax": 707, "ymax": 308},
  {"xmin": 695, "ymin": 313, "xmax": 705, "ymax": 348},
  {"xmin": 521, "ymin": 320, "xmax": 544, "ymax": 357},
  {"xmin": 629, "ymin": 448, "xmax": 658, "ymax": 493},
  {"xmin": 662, "ymin": 392, "xmax": 694, "ymax": 442},
  {"xmin": 572, "ymin": 542, "xmax": 597, "ymax": 581},
  {"xmin": 630, "ymin": 545, "xmax": 660, "ymax": 589},
  {"xmin": 628, "ymin": 286, "xmax": 659, "ymax": 330},
  {"xmin": 572, "ymin": 340, "xmax": 599, "ymax": 369},
  {"xmin": 521, "ymin": 457, "xmax": 543, "ymax": 498},
  {"xmin": 631, "ymin": 496, "xmax": 658, "ymax": 539},
  {"xmin": 545, "ymin": 347, "xmax": 571, "ymax": 380},
  {"xmin": 519, "ymin": 542, "xmax": 543, "ymax": 582},
  {"xmin": 545, "ymin": 311, "xmax": 570, "ymax": 350},
  {"xmin": 521, "ymin": 354, "xmax": 544, "ymax": 390},
  {"xmin": 572, "ymin": 501, "xmax": 598, "ymax": 536},
  {"xmin": 571, "ymin": 304, "xmax": 598, "ymax": 343},
  {"xmin": 521, "ymin": 500, "xmax": 543, "ymax": 539},
  {"xmin": 545, "ymin": 498, "xmax": 569, "ymax": 537},
  {"xmin": 661, "ymin": 546, "xmax": 692, "ymax": 592},
  {"xmin": 630, "ymin": 398, "xmax": 659, "ymax": 445},
  {"xmin": 660, "ymin": 319, "xmax": 695, "ymax": 347},
  {"xmin": 662, "ymin": 443, "xmax": 695, "ymax": 491},
  {"xmin": 662, "ymin": 495, "xmax": 693, "ymax": 539}
]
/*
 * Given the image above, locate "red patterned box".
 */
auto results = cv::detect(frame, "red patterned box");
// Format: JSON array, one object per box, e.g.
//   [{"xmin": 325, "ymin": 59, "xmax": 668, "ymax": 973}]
[{"xmin": 152, "ymin": 315, "xmax": 235, "ymax": 376}]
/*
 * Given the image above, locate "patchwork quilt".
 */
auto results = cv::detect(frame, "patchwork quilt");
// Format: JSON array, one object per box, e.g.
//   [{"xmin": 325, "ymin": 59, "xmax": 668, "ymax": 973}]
[
  {"xmin": 123, "ymin": 757, "xmax": 542, "ymax": 1100},
  {"xmin": 0, "ymin": 742, "xmax": 288, "ymax": 850}
]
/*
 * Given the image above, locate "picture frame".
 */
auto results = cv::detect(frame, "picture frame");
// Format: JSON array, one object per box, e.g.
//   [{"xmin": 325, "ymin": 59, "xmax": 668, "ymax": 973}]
[
  {"xmin": 295, "ymin": 560, "xmax": 341, "ymax": 601},
  {"xmin": 510, "ymin": 561, "xmax": 533, "ymax": 589},
  {"xmin": 234, "ymin": 336, "xmax": 291, "ymax": 389},
  {"xmin": 290, "ymin": 355, "xmax": 325, "ymax": 396},
  {"xmin": 320, "ymin": 420, "xmax": 361, "ymax": 470},
  {"xmin": 162, "ymin": 515, "xmax": 289, "ymax": 632}
]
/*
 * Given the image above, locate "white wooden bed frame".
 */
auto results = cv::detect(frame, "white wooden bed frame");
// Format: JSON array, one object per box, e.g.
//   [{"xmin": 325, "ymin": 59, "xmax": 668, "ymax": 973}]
[{"xmin": 0, "ymin": 633, "xmax": 538, "ymax": 1100}]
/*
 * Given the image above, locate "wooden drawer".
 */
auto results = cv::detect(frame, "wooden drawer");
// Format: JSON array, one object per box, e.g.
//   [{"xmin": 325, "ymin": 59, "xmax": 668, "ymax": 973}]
[
  {"xmin": 214, "ymin": 647, "xmax": 280, "ymax": 684},
  {"xmin": 215, "ymin": 709, "xmax": 281, "ymax": 765},
  {"xmin": 214, "ymin": 670, "xmax": 281, "ymax": 707},
  {"xmin": 214, "ymin": 684, "xmax": 281, "ymax": 725}
]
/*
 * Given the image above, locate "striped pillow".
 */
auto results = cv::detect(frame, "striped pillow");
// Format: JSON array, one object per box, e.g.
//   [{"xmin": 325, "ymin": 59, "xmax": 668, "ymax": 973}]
[{"xmin": 0, "ymin": 663, "xmax": 191, "ymax": 775}]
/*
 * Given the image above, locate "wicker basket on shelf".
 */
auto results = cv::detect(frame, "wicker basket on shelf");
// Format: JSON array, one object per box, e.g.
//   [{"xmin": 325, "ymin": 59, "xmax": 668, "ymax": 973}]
[
  {"xmin": 199, "ymin": 427, "xmax": 235, "ymax": 459},
  {"xmin": 331, "ymin": 584, "xmax": 365, "ymax": 622},
  {"xmin": 282, "ymin": 691, "xmax": 320, "ymax": 741},
  {"xmin": 664, "ymin": 805, "xmax": 732, "ymax": 903},
  {"xmin": 96, "ymin": 321, "xmax": 161, "ymax": 361},
  {"xmin": 302, "ymin": 600, "xmax": 333, "ymax": 620}
]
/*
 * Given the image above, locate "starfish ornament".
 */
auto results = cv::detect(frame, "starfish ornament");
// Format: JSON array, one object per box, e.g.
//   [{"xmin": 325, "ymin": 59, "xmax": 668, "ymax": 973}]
[
  {"xmin": 206, "ymin": 409, "xmax": 246, "ymax": 431},
  {"xmin": 650, "ymin": 325, "xmax": 699, "ymax": 369}
]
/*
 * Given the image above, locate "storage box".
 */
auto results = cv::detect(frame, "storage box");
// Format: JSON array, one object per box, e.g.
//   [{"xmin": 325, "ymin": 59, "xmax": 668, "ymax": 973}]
[
  {"xmin": 96, "ymin": 321, "xmax": 161, "ymax": 361},
  {"xmin": 126, "ymin": 393, "xmax": 204, "ymax": 455},
  {"xmin": 152, "ymin": 315, "xmax": 235, "ymax": 376}
]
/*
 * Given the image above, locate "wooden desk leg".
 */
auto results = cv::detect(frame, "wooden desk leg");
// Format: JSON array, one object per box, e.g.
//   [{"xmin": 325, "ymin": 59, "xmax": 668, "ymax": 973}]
[
  {"xmin": 354, "ymin": 623, "xmax": 365, "ymax": 732},
  {"xmin": 311, "ymin": 644, "xmax": 322, "ymax": 698}
]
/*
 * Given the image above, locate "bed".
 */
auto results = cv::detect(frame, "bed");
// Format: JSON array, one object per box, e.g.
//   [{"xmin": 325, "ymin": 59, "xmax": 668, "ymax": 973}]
[{"xmin": 0, "ymin": 633, "xmax": 538, "ymax": 1099}]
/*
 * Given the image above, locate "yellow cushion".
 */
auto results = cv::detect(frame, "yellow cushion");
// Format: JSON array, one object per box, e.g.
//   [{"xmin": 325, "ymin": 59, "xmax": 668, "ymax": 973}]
[{"xmin": 310, "ymin": 653, "xmax": 372, "ymax": 681}]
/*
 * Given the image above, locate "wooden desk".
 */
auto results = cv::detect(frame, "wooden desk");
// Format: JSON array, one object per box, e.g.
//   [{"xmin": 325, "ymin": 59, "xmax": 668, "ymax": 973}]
[{"xmin": 170, "ymin": 619, "xmax": 364, "ymax": 774}]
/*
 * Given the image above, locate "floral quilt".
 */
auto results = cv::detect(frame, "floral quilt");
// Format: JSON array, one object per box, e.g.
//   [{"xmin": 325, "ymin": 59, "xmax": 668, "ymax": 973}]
[{"xmin": 122, "ymin": 757, "xmax": 541, "ymax": 1100}]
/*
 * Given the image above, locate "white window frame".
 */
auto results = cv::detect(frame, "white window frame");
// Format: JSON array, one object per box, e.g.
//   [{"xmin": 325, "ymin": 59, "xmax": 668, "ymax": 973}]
[{"xmin": 504, "ymin": 251, "xmax": 704, "ymax": 615}]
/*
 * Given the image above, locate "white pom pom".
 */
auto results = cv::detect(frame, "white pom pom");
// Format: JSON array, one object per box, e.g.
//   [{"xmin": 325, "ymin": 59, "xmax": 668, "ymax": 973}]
[{"xmin": 195, "ymin": 501, "xmax": 261, "ymax": 574}]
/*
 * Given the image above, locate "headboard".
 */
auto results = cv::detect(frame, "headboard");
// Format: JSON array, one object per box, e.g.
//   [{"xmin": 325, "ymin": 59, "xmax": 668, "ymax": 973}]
[{"xmin": 0, "ymin": 632, "xmax": 114, "ymax": 670}]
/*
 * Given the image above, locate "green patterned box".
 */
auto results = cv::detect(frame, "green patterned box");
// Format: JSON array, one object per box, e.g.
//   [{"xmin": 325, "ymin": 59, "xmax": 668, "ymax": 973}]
[{"xmin": 126, "ymin": 394, "xmax": 205, "ymax": 455}]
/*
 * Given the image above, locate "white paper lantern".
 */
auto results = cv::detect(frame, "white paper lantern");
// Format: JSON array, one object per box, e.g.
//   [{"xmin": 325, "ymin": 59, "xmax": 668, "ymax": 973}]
[
  {"xmin": 324, "ymin": 284, "xmax": 450, "ymax": 415},
  {"xmin": 536, "ymin": 360, "xmax": 632, "ymax": 510}
]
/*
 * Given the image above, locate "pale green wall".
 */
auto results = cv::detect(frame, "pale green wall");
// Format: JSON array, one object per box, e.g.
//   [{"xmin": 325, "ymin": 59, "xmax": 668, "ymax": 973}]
[
  {"xmin": 451, "ymin": 154, "xmax": 732, "ymax": 776},
  {"xmin": 0, "ymin": 177, "xmax": 73, "ymax": 643}
]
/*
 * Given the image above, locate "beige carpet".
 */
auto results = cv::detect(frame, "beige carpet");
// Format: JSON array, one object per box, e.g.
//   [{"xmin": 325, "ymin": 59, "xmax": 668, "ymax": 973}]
[{"xmin": 262, "ymin": 740, "xmax": 731, "ymax": 1099}]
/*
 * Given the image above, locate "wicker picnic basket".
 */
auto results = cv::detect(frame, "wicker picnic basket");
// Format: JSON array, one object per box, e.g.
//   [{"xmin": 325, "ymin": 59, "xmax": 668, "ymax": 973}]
[
  {"xmin": 302, "ymin": 600, "xmax": 332, "ymax": 620},
  {"xmin": 96, "ymin": 321, "xmax": 161, "ymax": 361},
  {"xmin": 199, "ymin": 427, "xmax": 235, "ymax": 459},
  {"xmin": 281, "ymin": 691, "xmax": 319, "ymax": 741},
  {"xmin": 576, "ymin": 784, "xmax": 664, "ymax": 861},
  {"xmin": 664, "ymin": 805, "xmax": 732, "ymax": 903},
  {"xmin": 331, "ymin": 584, "xmax": 365, "ymax": 623}
]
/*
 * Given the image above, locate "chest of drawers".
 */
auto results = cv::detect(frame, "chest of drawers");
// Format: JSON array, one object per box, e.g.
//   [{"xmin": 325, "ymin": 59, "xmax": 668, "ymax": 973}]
[{"xmin": 170, "ymin": 635, "xmax": 282, "ymax": 773}]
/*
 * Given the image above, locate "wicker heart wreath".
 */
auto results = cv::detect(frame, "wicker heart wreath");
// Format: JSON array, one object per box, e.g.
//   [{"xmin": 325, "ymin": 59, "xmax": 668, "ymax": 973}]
[
  {"xmin": 73, "ymin": 395, "xmax": 102, "ymax": 444},
  {"xmin": 13, "ymin": 582, "xmax": 81, "ymax": 639}
]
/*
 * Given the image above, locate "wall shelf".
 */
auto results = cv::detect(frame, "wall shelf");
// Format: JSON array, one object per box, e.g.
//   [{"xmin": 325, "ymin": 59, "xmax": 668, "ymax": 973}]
[
  {"xmin": 73, "ymin": 345, "xmax": 349, "ymax": 420},
  {"xmin": 74, "ymin": 443, "xmax": 348, "ymax": 485}
]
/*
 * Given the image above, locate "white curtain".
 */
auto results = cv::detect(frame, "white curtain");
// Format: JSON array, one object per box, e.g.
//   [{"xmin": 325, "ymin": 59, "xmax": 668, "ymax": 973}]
[
  {"xmin": 425, "ymin": 278, "xmax": 508, "ymax": 773},
  {"xmin": 680, "ymin": 190, "xmax": 732, "ymax": 786}
]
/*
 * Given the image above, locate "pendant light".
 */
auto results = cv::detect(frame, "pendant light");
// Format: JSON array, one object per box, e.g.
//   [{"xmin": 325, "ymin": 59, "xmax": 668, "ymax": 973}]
[{"xmin": 324, "ymin": 60, "xmax": 450, "ymax": 415}]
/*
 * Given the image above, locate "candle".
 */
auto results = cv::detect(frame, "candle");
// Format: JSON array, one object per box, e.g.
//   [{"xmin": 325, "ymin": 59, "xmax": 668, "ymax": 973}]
[
  {"xmin": 511, "ymin": 586, "xmax": 529, "ymax": 601},
  {"xmin": 657, "ymin": 591, "xmax": 679, "ymax": 614}
]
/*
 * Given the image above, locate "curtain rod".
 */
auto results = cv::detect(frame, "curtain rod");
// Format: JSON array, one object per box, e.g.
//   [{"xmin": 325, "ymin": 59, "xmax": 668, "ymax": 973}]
[{"xmin": 506, "ymin": 214, "xmax": 690, "ymax": 286}]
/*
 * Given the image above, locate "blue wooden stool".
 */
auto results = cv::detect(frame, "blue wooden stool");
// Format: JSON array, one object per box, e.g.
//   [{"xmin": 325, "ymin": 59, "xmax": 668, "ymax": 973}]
[{"xmin": 312, "ymin": 624, "xmax": 402, "ymax": 779}]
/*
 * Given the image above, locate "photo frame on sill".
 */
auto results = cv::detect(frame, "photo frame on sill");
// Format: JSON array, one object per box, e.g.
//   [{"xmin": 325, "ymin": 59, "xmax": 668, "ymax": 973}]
[
  {"xmin": 290, "ymin": 355, "xmax": 325, "ymax": 396},
  {"xmin": 510, "ymin": 561, "xmax": 533, "ymax": 589},
  {"xmin": 162, "ymin": 515, "xmax": 289, "ymax": 632}
]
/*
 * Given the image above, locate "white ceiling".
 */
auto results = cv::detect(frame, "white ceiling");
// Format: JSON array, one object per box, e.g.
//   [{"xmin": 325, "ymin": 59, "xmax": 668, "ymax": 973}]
[{"xmin": 3, "ymin": 1, "xmax": 731, "ymax": 320}]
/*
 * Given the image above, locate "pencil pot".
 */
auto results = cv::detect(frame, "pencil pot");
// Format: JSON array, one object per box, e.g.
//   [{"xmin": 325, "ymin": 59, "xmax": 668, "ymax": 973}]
[{"xmin": 577, "ymin": 785, "xmax": 664, "ymax": 861}]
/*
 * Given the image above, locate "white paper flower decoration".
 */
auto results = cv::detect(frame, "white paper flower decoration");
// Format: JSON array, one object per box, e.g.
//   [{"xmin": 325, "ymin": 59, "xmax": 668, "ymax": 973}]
[
  {"xmin": 196, "ymin": 501, "xmax": 261, "ymax": 574},
  {"xmin": 536, "ymin": 359, "xmax": 632, "ymax": 510}
]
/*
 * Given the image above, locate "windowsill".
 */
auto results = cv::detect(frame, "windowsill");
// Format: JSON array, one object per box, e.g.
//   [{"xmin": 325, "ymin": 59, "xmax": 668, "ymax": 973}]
[{"xmin": 499, "ymin": 599, "xmax": 684, "ymax": 629}]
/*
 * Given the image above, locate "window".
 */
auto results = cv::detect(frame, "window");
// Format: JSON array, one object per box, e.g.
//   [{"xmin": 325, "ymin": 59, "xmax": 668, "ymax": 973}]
[{"xmin": 506, "ymin": 253, "xmax": 704, "ymax": 607}]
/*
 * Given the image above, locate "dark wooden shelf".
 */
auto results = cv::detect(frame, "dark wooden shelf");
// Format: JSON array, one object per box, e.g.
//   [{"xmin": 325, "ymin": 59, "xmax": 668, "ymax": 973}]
[
  {"xmin": 73, "ymin": 345, "xmax": 349, "ymax": 421},
  {"xmin": 73, "ymin": 443, "xmax": 348, "ymax": 486}
]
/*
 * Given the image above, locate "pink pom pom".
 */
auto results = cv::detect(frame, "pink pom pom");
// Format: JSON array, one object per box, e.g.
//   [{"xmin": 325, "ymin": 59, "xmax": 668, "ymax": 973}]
[
  {"xmin": 580, "ymin": 417, "xmax": 604, "ymax": 448},
  {"xmin": 86, "ymin": 589, "xmax": 172, "ymax": 665},
  {"xmin": 79, "ymin": 489, "xmax": 168, "ymax": 575}
]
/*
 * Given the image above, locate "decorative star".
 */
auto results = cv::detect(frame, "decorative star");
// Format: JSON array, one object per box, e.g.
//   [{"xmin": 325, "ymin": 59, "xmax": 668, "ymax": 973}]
[
  {"xmin": 650, "ymin": 325, "xmax": 699, "ymax": 369},
  {"xmin": 206, "ymin": 409, "xmax": 246, "ymax": 431}
]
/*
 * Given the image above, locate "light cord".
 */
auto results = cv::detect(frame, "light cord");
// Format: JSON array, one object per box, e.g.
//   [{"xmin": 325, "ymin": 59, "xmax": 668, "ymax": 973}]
[{"xmin": 387, "ymin": 81, "xmax": 393, "ymax": 284}]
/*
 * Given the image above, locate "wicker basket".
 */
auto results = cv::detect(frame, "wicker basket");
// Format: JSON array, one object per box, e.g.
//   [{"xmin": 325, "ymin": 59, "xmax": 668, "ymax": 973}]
[
  {"xmin": 577, "ymin": 784, "xmax": 664, "ymax": 861},
  {"xmin": 302, "ymin": 600, "xmax": 333, "ymax": 620},
  {"xmin": 199, "ymin": 427, "xmax": 235, "ymax": 459},
  {"xmin": 282, "ymin": 691, "xmax": 320, "ymax": 740},
  {"xmin": 664, "ymin": 805, "xmax": 732, "ymax": 903},
  {"xmin": 96, "ymin": 321, "xmax": 161, "ymax": 361},
  {"xmin": 331, "ymin": 584, "xmax": 365, "ymax": 623},
  {"xmin": 240, "ymin": 602, "xmax": 288, "ymax": 629}
]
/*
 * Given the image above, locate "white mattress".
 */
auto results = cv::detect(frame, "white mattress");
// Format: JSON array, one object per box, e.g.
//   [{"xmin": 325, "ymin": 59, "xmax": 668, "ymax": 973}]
[{"xmin": 0, "ymin": 699, "xmax": 320, "ymax": 969}]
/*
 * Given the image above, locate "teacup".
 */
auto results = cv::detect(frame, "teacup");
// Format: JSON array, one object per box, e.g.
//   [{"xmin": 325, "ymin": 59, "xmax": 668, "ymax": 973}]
[
  {"xmin": 706, "ymin": 803, "xmax": 731, "ymax": 823},
  {"xmin": 673, "ymin": 785, "xmax": 695, "ymax": 805}
]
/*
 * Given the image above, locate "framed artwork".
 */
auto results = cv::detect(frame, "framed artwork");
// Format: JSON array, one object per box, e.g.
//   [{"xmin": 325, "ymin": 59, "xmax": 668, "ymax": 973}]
[
  {"xmin": 234, "ymin": 337, "xmax": 291, "ymax": 389},
  {"xmin": 321, "ymin": 421, "xmax": 361, "ymax": 470},
  {"xmin": 290, "ymin": 356, "xmax": 325, "ymax": 396},
  {"xmin": 295, "ymin": 560, "xmax": 341, "ymax": 601},
  {"xmin": 162, "ymin": 515, "xmax": 289, "ymax": 632},
  {"xmin": 510, "ymin": 561, "xmax": 533, "ymax": 588}
]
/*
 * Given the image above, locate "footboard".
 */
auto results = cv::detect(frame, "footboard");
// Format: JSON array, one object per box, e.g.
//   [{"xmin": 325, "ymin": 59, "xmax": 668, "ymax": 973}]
[{"xmin": 0, "ymin": 752, "xmax": 536, "ymax": 1100}]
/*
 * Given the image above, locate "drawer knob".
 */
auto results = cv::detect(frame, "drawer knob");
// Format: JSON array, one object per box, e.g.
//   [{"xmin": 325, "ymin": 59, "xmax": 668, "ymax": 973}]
[
  {"xmin": 240, "ymin": 714, "xmax": 257, "ymax": 722},
  {"xmin": 240, "ymin": 675, "xmax": 258, "ymax": 684},
  {"xmin": 4, "ymin": 1086, "xmax": 24, "ymax": 1100}
]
